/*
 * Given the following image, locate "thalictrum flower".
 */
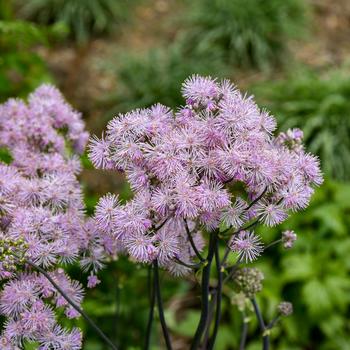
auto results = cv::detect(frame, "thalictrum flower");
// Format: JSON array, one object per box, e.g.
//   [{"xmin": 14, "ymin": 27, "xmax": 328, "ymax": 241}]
[
  {"xmin": 88, "ymin": 75, "xmax": 322, "ymax": 276},
  {"xmin": 230, "ymin": 231, "xmax": 264, "ymax": 263}
]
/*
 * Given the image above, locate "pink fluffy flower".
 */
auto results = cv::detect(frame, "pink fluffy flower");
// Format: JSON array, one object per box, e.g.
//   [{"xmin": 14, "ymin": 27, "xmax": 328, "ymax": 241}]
[
  {"xmin": 88, "ymin": 75, "xmax": 322, "ymax": 275},
  {"xmin": 0, "ymin": 85, "xmax": 103, "ymax": 349},
  {"xmin": 230, "ymin": 231, "xmax": 264, "ymax": 263}
]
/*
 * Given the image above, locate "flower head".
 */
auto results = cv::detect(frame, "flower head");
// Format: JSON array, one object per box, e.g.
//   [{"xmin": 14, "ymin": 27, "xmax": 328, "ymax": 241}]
[
  {"xmin": 88, "ymin": 75, "xmax": 322, "ymax": 275},
  {"xmin": 230, "ymin": 231, "xmax": 264, "ymax": 263}
]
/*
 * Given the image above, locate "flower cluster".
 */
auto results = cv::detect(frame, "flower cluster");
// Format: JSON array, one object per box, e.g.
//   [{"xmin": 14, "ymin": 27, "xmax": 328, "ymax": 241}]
[
  {"xmin": 0, "ymin": 272, "xmax": 83, "ymax": 349},
  {"xmin": 0, "ymin": 85, "xmax": 95, "ymax": 349},
  {"xmin": 89, "ymin": 75, "xmax": 322, "ymax": 273},
  {"xmin": 233, "ymin": 267, "xmax": 264, "ymax": 298}
]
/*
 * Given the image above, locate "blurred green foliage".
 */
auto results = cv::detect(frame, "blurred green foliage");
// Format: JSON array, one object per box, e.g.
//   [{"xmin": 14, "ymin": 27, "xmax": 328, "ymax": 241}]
[
  {"xmin": 256, "ymin": 180, "xmax": 350, "ymax": 349},
  {"xmin": 183, "ymin": 0, "xmax": 308, "ymax": 70},
  {"xmin": 16, "ymin": 0, "xmax": 140, "ymax": 44},
  {"xmin": 105, "ymin": 43, "xmax": 228, "ymax": 114},
  {"xmin": 0, "ymin": 147, "xmax": 13, "ymax": 164},
  {"xmin": 105, "ymin": 0, "xmax": 309, "ymax": 114},
  {"xmin": 254, "ymin": 67, "xmax": 350, "ymax": 180},
  {"xmin": 0, "ymin": 19, "xmax": 52, "ymax": 101},
  {"xmin": 0, "ymin": 1, "xmax": 52, "ymax": 101}
]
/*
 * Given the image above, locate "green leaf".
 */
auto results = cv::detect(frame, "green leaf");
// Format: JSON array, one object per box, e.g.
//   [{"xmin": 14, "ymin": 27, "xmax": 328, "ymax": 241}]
[
  {"xmin": 281, "ymin": 254, "xmax": 314, "ymax": 282},
  {"xmin": 302, "ymin": 279, "xmax": 332, "ymax": 316},
  {"xmin": 324, "ymin": 276, "xmax": 350, "ymax": 310},
  {"xmin": 320, "ymin": 314, "xmax": 345, "ymax": 338},
  {"xmin": 312, "ymin": 204, "xmax": 346, "ymax": 235},
  {"xmin": 0, "ymin": 147, "xmax": 12, "ymax": 164}
]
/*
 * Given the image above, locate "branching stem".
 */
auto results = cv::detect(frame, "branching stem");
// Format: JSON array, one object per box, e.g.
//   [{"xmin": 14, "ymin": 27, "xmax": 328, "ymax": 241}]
[
  {"xmin": 154, "ymin": 217, "xmax": 170, "ymax": 232},
  {"xmin": 239, "ymin": 312, "xmax": 249, "ymax": 350},
  {"xmin": 251, "ymin": 297, "xmax": 269, "ymax": 350},
  {"xmin": 24, "ymin": 259, "xmax": 118, "ymax": 350},
  {"xmin": 174, "ymin": 257, "xmax": 205, "ymax": 269},
  {"xmin": 184, "ymin": 219, "xmax": 205, "ymax": 262},
  {"xmin": 245, "ymin": 187, "xmax": 268, "ymax": 211}
]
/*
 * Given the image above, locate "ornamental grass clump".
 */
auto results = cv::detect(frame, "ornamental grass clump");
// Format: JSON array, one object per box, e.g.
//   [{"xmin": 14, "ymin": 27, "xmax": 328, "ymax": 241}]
[
  {"xmin": 89, "ymin": 75, "xmax": 322, "ymax": 349},
  {"xmin": 184, "ymin": 0, "xmax": 307, "ymax": 70}
]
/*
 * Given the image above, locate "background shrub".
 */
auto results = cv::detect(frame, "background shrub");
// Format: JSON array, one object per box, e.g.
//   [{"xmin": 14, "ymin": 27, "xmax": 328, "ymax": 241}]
[
  {"xmin": 104, "ymin": 43, "xmax": 228, "ymax": 114},
  {"xmin": 182, "ymin": 0, "xmax": 308, "ymax": 70},
  {"xmin": 254, "ymin": 67, "xmax": 350, "ymax": 180},
  {"xmin": 0, "ymin": 19, "xmax": 51, "ymax": 101},
  {"xmin": 16, "ymin": 0, "xmax": 139, "ymax": 44}
]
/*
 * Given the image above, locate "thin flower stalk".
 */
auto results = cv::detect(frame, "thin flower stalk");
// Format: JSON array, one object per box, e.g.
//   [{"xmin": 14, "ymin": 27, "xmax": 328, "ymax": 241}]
[
  {"xmin": 251, "ymin": 297, "xmax": 269, "ymax": 350},
  {"xmin": 24, "ymin": 258, "xmax": 118, "ymax": 350}
]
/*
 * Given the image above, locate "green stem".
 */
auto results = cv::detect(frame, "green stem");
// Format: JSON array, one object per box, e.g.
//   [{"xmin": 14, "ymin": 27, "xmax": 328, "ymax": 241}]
[{"xmin": 264, "ymin": 239, "xmax": 282, "ymax": 250}]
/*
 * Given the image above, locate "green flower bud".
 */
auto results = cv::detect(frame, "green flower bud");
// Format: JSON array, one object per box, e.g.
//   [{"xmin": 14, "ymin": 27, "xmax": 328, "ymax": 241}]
[{"xmin": 233, "ymin": 267, "xmax": 264, "ymax": 298}]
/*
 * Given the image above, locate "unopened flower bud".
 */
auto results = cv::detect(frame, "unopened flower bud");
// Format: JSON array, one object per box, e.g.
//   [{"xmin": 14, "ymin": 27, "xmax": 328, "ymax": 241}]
[
  {"xmin": 282, "ymin": 230, "xmax": 297, "ymax": 249},
  {"xmin": 0, "ymin": 236, "xmax": 28, "ymax": 272},
  {"xmin": 278, "ymin": 301, "xmax": 293, "ymax": 316},
  {"xmin": 233, "ymin": 267, "xmax": 264, "ymax": 298}
]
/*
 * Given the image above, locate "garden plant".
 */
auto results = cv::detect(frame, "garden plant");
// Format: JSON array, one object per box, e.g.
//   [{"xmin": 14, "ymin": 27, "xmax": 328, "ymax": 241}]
[{"xmin": 0, "ymin": 74, "xmax": 323, "ymax": 349}]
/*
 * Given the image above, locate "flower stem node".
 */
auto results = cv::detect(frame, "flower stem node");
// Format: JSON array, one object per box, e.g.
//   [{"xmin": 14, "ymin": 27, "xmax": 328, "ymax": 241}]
[
  {"xmin": 263, "ymin": 329, "xmax": 271, "ymax": 337},
  {"xmin": 243, "ymin": 316, "xmax": 251, "ymax": 324}
]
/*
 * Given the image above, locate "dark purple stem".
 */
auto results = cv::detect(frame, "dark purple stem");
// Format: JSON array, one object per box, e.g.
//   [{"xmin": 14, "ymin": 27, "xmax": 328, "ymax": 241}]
[
  {"xmin": 190, "ymin": 233, "xmax": 217, "ymax": 350},
  {"xmin": 153, "ymin": 260, "xmax": 173, "ymax": 350}
]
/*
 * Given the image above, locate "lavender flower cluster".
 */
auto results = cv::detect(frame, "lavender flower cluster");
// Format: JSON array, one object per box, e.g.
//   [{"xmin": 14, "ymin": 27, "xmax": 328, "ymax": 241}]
[
  {"xmin": 0, "ymin": 85, "xmax": 101, "ymax": 349},
  {"xmin": 89, "ymin": 75, "xmax": 322, "ymax": 275}
]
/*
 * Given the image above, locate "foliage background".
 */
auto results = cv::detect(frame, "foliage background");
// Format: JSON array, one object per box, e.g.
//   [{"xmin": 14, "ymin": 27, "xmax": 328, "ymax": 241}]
[{"xmin": 1, "ymin": 0, "xmax": 350, "ymax": 349}]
